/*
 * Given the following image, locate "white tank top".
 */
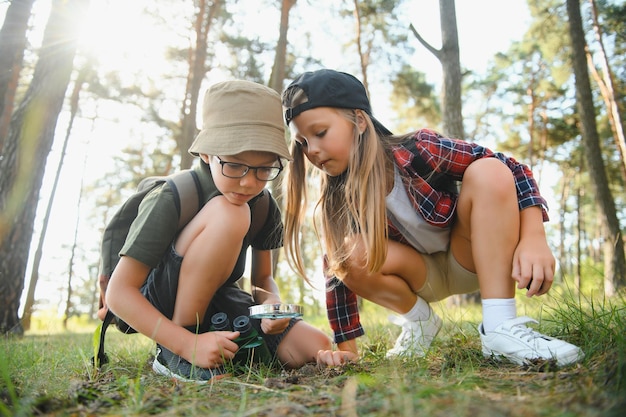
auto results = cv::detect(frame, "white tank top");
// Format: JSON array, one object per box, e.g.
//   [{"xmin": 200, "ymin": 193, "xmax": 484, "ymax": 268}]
[{"xmin": 385, "ymin": 167, "xmax": 450, "ymax": 254}]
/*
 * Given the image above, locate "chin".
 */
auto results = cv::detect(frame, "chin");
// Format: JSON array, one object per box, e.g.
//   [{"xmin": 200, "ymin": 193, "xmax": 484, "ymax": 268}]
[{"xmin": 322, "ymin": 166, "xmax": 347, "ymax": 177}]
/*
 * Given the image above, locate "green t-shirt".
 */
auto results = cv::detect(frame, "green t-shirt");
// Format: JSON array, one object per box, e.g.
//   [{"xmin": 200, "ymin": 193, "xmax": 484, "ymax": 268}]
[{"xmin": 120, "ymin": 161, "xmax": 283, "ymax": 281}]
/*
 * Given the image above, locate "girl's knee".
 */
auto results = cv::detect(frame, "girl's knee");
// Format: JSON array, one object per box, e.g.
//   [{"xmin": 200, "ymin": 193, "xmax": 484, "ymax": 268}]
[{"xmin": 463, "ymin": 158, "xmax": 515, "ymax": 196}]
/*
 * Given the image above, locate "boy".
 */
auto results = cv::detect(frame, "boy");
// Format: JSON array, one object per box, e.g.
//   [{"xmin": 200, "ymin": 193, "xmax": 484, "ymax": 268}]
[{"xmin": 106, "ymin": 80, "xmax": 331, "ymax": 382}]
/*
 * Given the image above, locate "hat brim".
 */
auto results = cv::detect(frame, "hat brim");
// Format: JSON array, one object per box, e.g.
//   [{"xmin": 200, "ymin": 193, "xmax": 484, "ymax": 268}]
[{"xmin": 189, "ymin": 125, "xmax": 292, "ymax": 161}]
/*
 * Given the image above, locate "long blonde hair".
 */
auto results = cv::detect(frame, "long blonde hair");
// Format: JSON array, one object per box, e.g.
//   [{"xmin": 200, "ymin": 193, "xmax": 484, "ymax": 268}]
[{"xmin": 283, "ymin": 88, "xmax": 404, "ymax": 284}]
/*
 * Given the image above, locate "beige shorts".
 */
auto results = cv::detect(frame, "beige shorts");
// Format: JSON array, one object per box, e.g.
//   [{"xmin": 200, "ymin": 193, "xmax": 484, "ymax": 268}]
[{"xmin": 416, "ymin": 249, "xmax": 479, "ymax": 303}]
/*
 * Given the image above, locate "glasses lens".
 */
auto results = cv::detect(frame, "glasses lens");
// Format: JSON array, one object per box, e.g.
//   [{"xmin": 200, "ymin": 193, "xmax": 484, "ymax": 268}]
[
  {"xmin": 221, "ymin": 162, "xmax": 248, "ymax": 178},
  {"xmin": 256, "ymin": 167, "xmax": 281, "ymax": 181}
]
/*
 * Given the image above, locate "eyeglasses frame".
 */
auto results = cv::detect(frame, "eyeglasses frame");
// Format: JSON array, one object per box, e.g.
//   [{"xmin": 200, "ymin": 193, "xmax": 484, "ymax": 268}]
[{"xmin": 215, "ymin": 156, "xmax": 283, "ymax": 181}]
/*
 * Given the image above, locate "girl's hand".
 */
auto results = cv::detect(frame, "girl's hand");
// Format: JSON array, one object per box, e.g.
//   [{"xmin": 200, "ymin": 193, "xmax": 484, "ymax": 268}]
[
  {"xmin": 190, "ymin": 331, "xmax": 240, "ymax": 369},
  {"xmin": 512, "ymin": 234, "xmax": 555, "ymax": 297},
  {"xmin": 316, "ymin": 349, "xmax": 358, "ymax": 366},
  {"xmin": 260, "ymin": 317, "xmax": 290, "ymax": 335}
]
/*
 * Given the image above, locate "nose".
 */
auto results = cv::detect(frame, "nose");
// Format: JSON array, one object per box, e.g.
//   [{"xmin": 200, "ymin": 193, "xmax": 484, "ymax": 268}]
[
  {"xmin": 239, "ymin": 169, "xmax": 260, "ymax": 187},
  {"xmin": 305, "ymin": 139, "xmax": 320, "ymax": 156}
]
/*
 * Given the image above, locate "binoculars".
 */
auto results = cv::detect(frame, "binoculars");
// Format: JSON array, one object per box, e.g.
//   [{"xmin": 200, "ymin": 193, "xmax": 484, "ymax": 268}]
[{"xmin": 210, "ymin": 312, "xmax": 264, "ymax": 349}]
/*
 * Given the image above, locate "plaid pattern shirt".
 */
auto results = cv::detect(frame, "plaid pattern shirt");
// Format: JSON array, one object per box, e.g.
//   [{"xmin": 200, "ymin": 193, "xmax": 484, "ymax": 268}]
[{"xmin": 326, "ymin": 129, "xmax": 549, "ymax": 343}]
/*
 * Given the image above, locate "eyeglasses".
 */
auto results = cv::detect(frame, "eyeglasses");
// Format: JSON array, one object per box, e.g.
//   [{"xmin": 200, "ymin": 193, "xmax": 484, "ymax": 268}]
[{"xmin": 216, "ymin": 157, "xmax": 283, "ymax": 181}]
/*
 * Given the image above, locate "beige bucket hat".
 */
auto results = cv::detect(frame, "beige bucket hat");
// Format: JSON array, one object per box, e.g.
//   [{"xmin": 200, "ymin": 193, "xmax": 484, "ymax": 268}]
[{"xmin": 189, "ymin": 80, "xmax": 292, "ymax": 160}]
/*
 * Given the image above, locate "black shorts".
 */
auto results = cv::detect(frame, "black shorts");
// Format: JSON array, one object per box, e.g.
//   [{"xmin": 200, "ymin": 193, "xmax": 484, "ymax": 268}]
[{"xmin": 140, "ymin": 244, "xmax": 298, "ymax": 358}]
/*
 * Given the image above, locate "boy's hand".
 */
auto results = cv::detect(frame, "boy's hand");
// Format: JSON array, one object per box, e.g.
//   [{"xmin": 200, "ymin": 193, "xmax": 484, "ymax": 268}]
[
  {"xmin": 260, "ymin": 317, "xmax": 290, "ymax": 335},
  {"xmin": 191, "ymin": 331, "xmax": 239, "ymax": 368}
]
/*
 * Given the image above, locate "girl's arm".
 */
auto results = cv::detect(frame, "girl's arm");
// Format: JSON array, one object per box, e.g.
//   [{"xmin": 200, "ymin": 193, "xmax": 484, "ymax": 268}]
[
  {"xmin": 512, "ymin": 206, "xmax": 555, "ymax": 297},
  {"xmin": 316, "ymin": 339, "xmax": 359, "ymax": 366}
]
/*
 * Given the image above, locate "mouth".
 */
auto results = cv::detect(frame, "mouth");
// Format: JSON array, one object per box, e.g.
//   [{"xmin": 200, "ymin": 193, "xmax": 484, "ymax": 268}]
[{"xmin": 229, "ymin": 192, "xmax": 254, "ymax": 203}]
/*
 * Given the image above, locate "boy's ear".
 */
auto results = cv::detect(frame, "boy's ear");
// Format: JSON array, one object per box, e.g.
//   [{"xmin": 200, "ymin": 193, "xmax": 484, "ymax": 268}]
[
  {"xmin": 355, "ymin": 110, "xmax": 368, "ymax": 134},
  {"xmin": 200, "ymin": 153, "xmax": 211, "ymax": 164}
]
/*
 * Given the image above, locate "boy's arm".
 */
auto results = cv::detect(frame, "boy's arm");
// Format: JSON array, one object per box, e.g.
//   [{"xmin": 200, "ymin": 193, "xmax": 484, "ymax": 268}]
[
  {"xmin": 249, "ymin": 249, "xmax": 282, "ymax": 305},
  {"xmin": 250, "ymin": 248, "xmax": 290, "ymax": 335},
  {"xmin": 107, "ymin": 257, "xmax": 196, "ymax": 356},
  {"xmin": 107, "ymin": 256, "xmax": 239, "ymax": 368}
]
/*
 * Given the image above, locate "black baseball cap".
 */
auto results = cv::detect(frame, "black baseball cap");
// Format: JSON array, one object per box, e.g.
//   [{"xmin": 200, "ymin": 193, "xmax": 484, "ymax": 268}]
[{"xmin": 283, "ymin": 69, "xmax": 393, "ymax": 136}]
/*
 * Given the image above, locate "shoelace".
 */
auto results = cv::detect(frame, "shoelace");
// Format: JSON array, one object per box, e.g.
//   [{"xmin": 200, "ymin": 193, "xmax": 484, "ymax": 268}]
[
  {"xmin": 511, "ymin": 325, "xmax": 550, "ymax": 343},
  {"xmin": 510, "ymin": 325, "xmax": 547, "ymax": 343}
]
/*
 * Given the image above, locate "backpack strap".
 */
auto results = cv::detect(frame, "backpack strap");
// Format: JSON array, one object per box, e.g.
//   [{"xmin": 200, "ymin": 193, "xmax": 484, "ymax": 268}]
[
  {"xmin": 93, "ymin": 309, "xmax": 115, "ymax": 368},
  {"xmin": 166, "ymin": 170, "xmax": 203, "ymax": 229},
  {"xmin": 93, "ymin": 169, "xmax": 203, "ymax": 369},
  {"xmin": 249, "ymin": 188, "xmax": 270, "ymax": 240}
]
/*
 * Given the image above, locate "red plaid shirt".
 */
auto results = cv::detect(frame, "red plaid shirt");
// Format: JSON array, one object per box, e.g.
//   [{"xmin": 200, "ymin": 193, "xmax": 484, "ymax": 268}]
[{"xmin": 326, "ymin": 129, "xmax": 549, "ymax": 343}]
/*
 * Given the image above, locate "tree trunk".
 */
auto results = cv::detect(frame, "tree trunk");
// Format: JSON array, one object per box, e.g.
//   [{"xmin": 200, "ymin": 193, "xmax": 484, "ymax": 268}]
[
  {"xmin": 0, "ymin": 0, "xmax": 35, "ymax": 152},
  {"xmin": 0, "ymin": 0, "xmax": 87, "ymax": 335},
  {"xmin": 437, "ymin": 0, "xmax": 463, "ymax": 139},
  {"xmin": 566, "ymin": 0, "xmax": 626, "ymax": 294},
  {"xmin": 352, "ymin": 0, "xmax": 370, "ymax": 93},
  {"xmin": 409, "ymin": 0, "xmax": 464, "ymax": 139},
  {"xmin": 587, "ymin": 0, "xmax": 626, "ymax": 184},
  {"xmin": 575, "ymin": 168, "xmax": 582, "ymax": 291},
  {"xmin": 21, "ymin": 63, "xmax": 89, "ymax": 330},
  {"xmin": 269, "ymin": 0, "xmax": 296, "ymax": 276},
  {"xmin": 557, "ymin": 171, "xmax": 570, "ymax": 281},
  {"xmin": 269, "ymin": 0, "xmax": 295, "ymax": 94},
  {"xmin": 179, "ymin": 0, "xmax": 221, "ymax": 170}
]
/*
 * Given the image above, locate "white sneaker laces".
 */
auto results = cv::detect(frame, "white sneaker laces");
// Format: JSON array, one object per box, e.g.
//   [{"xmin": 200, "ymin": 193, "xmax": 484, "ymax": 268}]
[
  {"xmin": 510, "ymin": 325, "xmax": 541, "ymax": 343},
  {"xmin": 504, "ymin": 317, "xmax": 549, "ymax": 344}
]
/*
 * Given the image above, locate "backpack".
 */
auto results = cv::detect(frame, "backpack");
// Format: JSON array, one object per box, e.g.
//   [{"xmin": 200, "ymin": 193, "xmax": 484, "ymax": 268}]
[{"xmin": 93, "ymin": 169, "xmax": 270, "ymax": 367}]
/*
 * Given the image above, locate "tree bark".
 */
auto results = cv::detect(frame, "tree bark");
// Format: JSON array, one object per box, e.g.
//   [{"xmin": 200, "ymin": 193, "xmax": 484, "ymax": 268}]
[
  {"xmin": 21, "ymin": 63, "xmax": 90, "ymax": 330},
  {"xmin": 409, "ymin": 0, "xmax": 464, "ymax": 139},
  {"xmin": 269, "ymin": 0, "xmax": 296, "ymax": 94},
  {"xmin": 587, "ymin": 0, "xmax": 626, "ymax": 184},
  {"xmin": 566, "ymin": 0, "xmax": 625, "ymax": 294},
  {"xmin": 0, "ymin": 0, "xmax": 35, "ymax": 152},
  {"xmin": 269, "ymin": 0, "xmax": 296, "ymax": 276},
  {"xmin": 0, "ymin": 0, "xmax": 87, "ymax": 335},
  {"xmin": 179, "ymin": 0, "xmax": 221, "ymax": 170}
]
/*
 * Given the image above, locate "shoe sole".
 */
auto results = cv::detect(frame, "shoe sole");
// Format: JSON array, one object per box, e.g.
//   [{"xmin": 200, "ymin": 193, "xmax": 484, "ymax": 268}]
[
  {"xmin": 482, "ymin": 346, "xmax": 584, "ymax": 367},
  {"xmin": 152, "ymin": 359, "xmax": 225, "ymax": 383}
]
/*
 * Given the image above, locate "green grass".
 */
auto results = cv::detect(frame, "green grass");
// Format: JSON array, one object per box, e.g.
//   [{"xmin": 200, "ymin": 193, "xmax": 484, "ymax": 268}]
[{"xmin": 1, "ymin": 288, "xmax": 625, "ymax": 416}]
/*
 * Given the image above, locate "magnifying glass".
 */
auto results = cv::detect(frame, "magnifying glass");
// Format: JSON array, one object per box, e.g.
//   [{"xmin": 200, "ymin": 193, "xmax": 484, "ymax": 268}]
[{"xmin": 249, "ymin": 304, "xmax": 303, "ymax": 319}]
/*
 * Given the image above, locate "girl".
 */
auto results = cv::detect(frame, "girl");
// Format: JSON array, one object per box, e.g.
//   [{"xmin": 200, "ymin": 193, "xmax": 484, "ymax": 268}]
[
  {"xmin": 281, "ymin": 69, "xmax": 583, "ymax": 367},
  {"xmin": 106, "ymin": 80, "xmax": 331, "ymax": 382}
]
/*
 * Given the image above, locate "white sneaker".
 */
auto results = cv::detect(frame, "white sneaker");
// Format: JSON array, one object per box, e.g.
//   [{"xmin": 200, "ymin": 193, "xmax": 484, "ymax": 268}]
[
  {"xmin": 479, "ymin": 316, "xmax": 584, "ymax": 367},
  {"xmin": 386, "ymin": 312, "xmax": 442, "ymax": 358}
]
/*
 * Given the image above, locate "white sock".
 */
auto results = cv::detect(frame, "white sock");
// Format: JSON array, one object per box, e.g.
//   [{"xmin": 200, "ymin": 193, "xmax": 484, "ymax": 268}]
[
  {"xmin": 481, "ymin": 298, "xmax": 516, "ymax": 333},
  {"xmin": 402, "ymin": 297, "xmax": 432, "ymax": 322}
]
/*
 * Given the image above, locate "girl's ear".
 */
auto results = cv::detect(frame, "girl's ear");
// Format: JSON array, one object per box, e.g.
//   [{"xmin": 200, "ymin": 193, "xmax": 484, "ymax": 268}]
[
  {"xmin": 200, "ymin": 153, "xmax": 211, "ymax": 164},
  {"xmin": 355, "ymin": 110, "xmax": 368, "ymax": 134}
]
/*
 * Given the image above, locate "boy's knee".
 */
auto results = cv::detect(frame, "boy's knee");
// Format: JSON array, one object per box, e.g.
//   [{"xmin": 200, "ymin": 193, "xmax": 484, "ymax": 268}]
[{"xmin": 202, "ymin": 196, "xmax": 251, "ymax": 234}]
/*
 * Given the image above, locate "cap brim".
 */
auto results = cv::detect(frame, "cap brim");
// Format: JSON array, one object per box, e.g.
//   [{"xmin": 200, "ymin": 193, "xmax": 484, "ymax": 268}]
[{"xmin": 372, "ymin": 116, "xmax": 393, "ymax": 136}]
